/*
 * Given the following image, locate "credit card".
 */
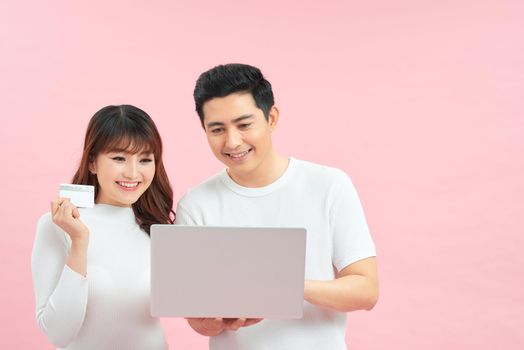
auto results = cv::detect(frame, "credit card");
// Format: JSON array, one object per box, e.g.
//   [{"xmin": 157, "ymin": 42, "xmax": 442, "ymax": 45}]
[{"xmin": 59, "ymin": 184, "xmax": 95, "ymax": 208}]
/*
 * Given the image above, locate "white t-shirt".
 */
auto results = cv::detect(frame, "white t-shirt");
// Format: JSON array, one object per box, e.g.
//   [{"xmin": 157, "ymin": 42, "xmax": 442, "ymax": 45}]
[
  {"xmin": 176, "ymin": 157, "xmax": 376, "ymax": 350},
  {"xmin": 31, "ymin": 204, "xmax": 167, "ymax": 350}
]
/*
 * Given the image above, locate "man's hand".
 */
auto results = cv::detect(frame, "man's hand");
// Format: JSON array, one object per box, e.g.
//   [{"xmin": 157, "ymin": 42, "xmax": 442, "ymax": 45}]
[{"xmin": 186, "ymin": 317, "xmax": 263, "ymax": 336}]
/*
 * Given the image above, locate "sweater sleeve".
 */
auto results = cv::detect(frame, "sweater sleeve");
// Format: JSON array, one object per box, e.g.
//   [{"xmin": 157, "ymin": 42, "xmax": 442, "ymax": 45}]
[{"xmin": 31, "ymin": 213, "xmax": 89, "ymax": 348}]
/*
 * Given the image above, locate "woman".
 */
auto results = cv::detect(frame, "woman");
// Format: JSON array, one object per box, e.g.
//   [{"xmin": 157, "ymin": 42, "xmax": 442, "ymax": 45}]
[{"xmin": 31, "ymin": 105, "xmax": 174, "ymax": 349}]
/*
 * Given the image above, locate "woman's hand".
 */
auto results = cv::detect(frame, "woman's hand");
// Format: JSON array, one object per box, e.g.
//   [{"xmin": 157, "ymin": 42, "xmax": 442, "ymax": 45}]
[
  {"xmin": 51, "ymin": 198, "xmax": 90, "ymax": 276},
  {"xmin": 51, "ymin": 198, "xmax": 89, "ymax": 244}
]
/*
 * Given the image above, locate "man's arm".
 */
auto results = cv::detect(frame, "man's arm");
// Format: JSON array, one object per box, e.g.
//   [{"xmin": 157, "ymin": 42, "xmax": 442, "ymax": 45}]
[
  {"xmin": 187, "ymin": 318, "xmax": 262, "ymax": 336},
  {"xmin": 304, "ymin": 257, "xmax": 378, "ymax": 312}
]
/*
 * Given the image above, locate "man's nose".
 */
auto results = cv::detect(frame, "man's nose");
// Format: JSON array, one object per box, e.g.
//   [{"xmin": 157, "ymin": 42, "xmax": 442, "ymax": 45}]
[{"xmin": 225, "ymin": 129, "xmax": 242, "ymax": 149}]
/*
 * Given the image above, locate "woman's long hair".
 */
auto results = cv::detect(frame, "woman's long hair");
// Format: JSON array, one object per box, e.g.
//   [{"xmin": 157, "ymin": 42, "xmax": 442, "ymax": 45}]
[{"xmin": 71, "ymin": 105, "xmax": 174, "ymax": 233}]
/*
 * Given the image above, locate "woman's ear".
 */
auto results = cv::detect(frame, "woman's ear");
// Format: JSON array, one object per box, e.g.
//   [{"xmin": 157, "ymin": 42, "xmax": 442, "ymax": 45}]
[{"xmin": 89, "ymin": 159, "xmax": 96, "ymax": 175}]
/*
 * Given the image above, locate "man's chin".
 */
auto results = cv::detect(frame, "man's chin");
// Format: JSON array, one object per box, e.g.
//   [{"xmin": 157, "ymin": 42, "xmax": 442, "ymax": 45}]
[{"xmin": 226, "ymin": 160, "xmax": 255, "ymax": 176}]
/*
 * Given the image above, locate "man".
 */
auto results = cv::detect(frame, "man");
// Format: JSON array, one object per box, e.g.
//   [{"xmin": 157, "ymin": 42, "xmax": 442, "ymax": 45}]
[{"xmin": 176, "ymin": 63, "xmax": 378, "ymax": 350}]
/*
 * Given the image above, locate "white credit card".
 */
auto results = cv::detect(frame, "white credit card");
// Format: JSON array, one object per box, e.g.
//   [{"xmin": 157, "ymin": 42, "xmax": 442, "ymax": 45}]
[{"xmin": 59, "ymin": 184, "xmax": 95, "ymax": 208}]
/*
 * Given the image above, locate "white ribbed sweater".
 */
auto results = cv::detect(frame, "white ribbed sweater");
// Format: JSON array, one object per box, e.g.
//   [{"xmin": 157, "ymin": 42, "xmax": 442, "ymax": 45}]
[{"xmin": 32, "ymin": 204, "xmax": 167, "ymax": 350}]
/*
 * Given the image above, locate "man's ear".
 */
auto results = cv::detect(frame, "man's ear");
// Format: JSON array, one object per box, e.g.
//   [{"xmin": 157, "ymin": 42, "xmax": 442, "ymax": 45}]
[{"xmin": 268, "ymin": 106, "xmax": 279, "ymax": 132}]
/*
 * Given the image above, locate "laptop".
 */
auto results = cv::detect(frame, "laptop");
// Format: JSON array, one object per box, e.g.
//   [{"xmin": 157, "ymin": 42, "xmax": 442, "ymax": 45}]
[{"xmin": 150, "ymin": 225, "xmax": 307, "ymax": 319}]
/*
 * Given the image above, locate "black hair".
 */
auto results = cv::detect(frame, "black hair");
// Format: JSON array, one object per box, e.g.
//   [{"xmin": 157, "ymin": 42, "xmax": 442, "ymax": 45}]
[{"xmin": 193, "ymin": 63, "xmax": 275, "ymax": 127}]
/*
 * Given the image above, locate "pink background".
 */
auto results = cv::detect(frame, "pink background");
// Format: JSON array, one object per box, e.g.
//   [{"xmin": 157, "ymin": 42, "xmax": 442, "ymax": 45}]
[{"xmin": 1, "ymin": 0, "xmax": 523, "ymax": 348}]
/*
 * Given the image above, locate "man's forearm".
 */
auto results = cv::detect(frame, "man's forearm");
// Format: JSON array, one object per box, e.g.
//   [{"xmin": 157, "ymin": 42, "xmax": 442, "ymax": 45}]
[{"xmin": 304, "ymin": 274, "xmax": 379, "ymax": 312}]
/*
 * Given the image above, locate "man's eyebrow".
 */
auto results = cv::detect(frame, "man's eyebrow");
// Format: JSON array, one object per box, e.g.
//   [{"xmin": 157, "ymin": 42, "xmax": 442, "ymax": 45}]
[
  {"xmin": 206, "ymin": 121, "xmax": 224, "ymax": 128},
  {"xmin": 206, "ymin": 115, "xmax": 254, "ymax": 128},
  {"xmin": 232, "ymin": 115, "xmax": 253, "ymax": 123}
]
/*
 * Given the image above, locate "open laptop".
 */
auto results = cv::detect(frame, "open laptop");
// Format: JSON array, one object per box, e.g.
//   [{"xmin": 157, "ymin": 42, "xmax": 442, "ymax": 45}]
[{"xmin": 150, "ymin": 225, "xmax": 306, "ymax": 319}]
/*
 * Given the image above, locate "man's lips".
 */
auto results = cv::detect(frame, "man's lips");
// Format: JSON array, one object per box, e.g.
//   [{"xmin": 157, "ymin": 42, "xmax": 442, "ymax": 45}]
[{"xmin": 224, "ymin": 148, "xmax": 252, "ymax": 159}]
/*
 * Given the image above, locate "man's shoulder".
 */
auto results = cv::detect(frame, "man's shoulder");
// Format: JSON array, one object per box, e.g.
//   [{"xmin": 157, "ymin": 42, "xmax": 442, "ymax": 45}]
[
  {"xmin": 178, "ymin": 171, "xmax": 224, "ymax": 206},
  {"xmin": 293, "ymin": 158, "xmax": 350, "ymax": 183}
]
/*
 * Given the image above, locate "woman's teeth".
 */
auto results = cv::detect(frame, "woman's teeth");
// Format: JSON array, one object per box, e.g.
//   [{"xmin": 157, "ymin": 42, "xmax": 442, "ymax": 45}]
[{"xmin": 117, "ymin": 181, "xmax": 139, "ymax": 188}]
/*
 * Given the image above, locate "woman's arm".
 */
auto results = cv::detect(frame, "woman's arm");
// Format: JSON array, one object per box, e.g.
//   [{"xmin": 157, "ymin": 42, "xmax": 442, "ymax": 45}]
[{"xmin": 31, "ymin": 199, "xmax": 90, "ymax": 347}]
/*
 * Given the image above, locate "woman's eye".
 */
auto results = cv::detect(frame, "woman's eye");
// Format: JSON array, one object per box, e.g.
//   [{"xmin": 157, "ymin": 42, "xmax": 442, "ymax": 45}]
[
  {"xmin": 112, "ymin": 156, "xmax": 125, "ymax": 162},
  {"xmin": 140, "ymin": 158, "xmax": 153, "ymax": 163}
]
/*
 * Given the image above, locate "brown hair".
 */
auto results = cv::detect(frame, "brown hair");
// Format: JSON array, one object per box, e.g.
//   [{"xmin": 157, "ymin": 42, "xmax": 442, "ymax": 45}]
[{"xmin": 72, "ymin": 105, "xmax": 174, "ymax": 233}]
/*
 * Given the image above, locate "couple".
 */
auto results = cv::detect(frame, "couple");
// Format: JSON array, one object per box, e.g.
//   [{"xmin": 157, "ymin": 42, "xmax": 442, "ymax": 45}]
[{"xmin": 32, "ymin": 63, "xmax": 379, "ymax": 350}]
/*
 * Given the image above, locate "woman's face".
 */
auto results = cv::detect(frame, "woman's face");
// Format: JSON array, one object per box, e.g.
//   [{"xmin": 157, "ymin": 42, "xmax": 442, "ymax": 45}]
[{"xmin": 89, "ymin": 149, "xmax": 155, "ymax": 207}]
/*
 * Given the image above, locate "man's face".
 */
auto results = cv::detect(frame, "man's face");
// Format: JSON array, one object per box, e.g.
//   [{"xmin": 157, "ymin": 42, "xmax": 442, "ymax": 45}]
[{"xmin": 202, "ymin": 92, "xmax": 277, "ymax": 179}]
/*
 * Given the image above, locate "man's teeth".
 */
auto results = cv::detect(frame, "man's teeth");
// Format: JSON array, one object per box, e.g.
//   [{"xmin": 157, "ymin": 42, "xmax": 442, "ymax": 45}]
[
  {"xmin": 229, "ymin": 150, "xmax": 250, "ymax": 158},
  {"xmin": 117, "ymin": 182, "xmax": 139, "ymax": 188}
]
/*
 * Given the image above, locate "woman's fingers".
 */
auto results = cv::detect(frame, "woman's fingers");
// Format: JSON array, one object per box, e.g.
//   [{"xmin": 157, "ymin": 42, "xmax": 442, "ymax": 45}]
[
  {"xmin": 51, "ymin": 197, "xmax": 68, "ymax": 217},
  {"xmin": 57, "ymin": 199, "xmax": 74, "ymax": 219},
  {"xmin": 53, "ymin": 198, "xmax": 70, "ymax": 223},
  {"xmin": 51, "ymin": 199, "xmax": 88, "ymax": 240},
  {"xmin": 53, "ymin": 198, "xmax": 81, "ymax": 219},
  {"xmin": 72, "ymin": 205, "xmax": 81, "ymax": 219}
]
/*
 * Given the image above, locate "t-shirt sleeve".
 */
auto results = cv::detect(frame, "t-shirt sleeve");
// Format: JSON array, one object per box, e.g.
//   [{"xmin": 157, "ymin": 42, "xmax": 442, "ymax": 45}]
[
  {"xmin": 330, "ymin": 173, "xmax": 376, "ymax": 272},
  {"xmin": 175, "ymin": 199, "xmax": 199, "ymax": 225},
  {"xmin": 31, "ymin": 213, "xmax": 88, "ymax": 348}
]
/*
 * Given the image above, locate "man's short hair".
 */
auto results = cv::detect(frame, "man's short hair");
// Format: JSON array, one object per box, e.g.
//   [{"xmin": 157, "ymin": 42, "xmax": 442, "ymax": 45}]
[{"xmin": 193, "ymin": 63, "xmax": 275, "ymax": 127}]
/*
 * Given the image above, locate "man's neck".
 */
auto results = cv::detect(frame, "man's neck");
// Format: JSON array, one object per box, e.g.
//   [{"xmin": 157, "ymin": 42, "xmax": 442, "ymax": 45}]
[{"xmin": 227, "ymin": 152, "xmax": 289, "ymax": 188}]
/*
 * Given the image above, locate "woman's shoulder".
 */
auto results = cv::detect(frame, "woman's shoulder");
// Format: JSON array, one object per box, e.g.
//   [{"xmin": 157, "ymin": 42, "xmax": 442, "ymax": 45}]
[
  {"xmin": 35, "ymin": 212, "xmax": 70, "ymax": 247},
  {"xmin": 36, "ymin": 212, "xmax": 53, "ymax": 228}
]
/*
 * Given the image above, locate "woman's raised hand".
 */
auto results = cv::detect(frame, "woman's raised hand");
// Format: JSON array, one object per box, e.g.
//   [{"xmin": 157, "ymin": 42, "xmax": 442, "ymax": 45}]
[{"xmin": 51, "ymin": 198, "xmax": 89, "ymax": 244}]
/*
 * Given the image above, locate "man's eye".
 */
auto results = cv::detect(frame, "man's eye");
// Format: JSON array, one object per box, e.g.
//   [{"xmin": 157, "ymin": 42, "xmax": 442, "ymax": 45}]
[
  {"xmin": 112, "ymin": 156, "xmax": 125, "ymax": 162},
  {"xmin": 211, "ymin": 128, "xmax": 223, "ymax": 134},
  {"xmin": 238, "ymin": 123, "xmax": 251, "ymax": 129}
]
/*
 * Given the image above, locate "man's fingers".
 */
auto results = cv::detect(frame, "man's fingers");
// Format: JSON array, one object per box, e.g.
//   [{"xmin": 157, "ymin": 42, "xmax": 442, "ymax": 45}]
[
  {"xmin": 233, "ymin": 318, "xmax": 246, "ymax": 330},
  {"xmin": 244, "ymin": 318, "xmax": 263, "ymax": 327},
  {"xmin": 224, "ymin": 318, "xmax": 247, "ymax": 331},
  {"xmin": 202, "ymin": 318, "xmax": 224, "ymax": 331},
  {"xmin": 228, "ymin": 319, "xmax": 244, "ymax": 331},
  {"xmin": 209, "ymin": 318, "xmax": 224, "ymax": 327},
  {"xmin": 187, "ymin": 317, "xmax": 261, "ymax": 332},
  {"xmin": 185, "ymin": 317, "xmax": 202, "ymax": 322}
]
